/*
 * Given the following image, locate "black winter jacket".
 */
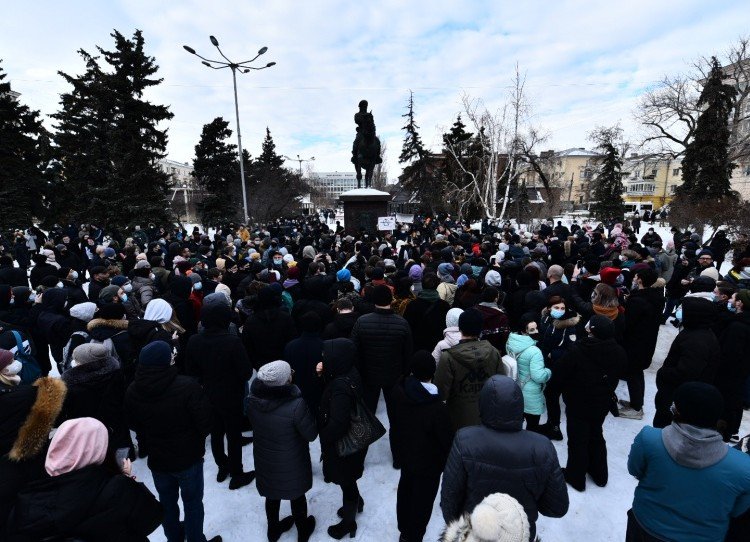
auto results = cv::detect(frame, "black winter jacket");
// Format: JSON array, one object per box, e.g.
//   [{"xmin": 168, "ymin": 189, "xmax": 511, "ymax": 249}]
[
  {"xmin": 715, "ymin": 311, "xmax": 750, "ymax": 395},
  {"xmin": 351, "ymin": 308, "xmax": 413, "ymax": 387},
  {"xmin": 126, "ymin": 364, "xmax": 211, "ymax": 473},
  {"xmin": 322, "ymin": 312, "xmax": 359, "ymax": 340},
  {"xmin": 7, "ymin": 464, "xmax": 162, "ymax": 542},
  {"xmin": 403, "ymin": 293, "xmax": 451, "ymax": 353},
  {"xmin": 242, "ymin": 307, "xmax": 297, "ymax": 371},
  {"xmin": 391, "ymin": 376, "xmax": 454, "ymax": 476},
  {"xmin": 247, "ymin": 379, "xmax": 317, "ymax": 499},
  {"xmin": 60, "ymin": 356, "xmax": 130, "ymax": 449},
  {"xmin": 623, "ymin": 286, "xmax": 665, "ymax": 371},
  {"xmin": 440, "ymin": 376, "xmax": 569, "ymax": 541},
  {"xmin": 187, "ymin": 303, "xmax": 253, "ymax": 411},
  {"xmin": 318, "ymin": 339, "xmax": 367, "ymax": 485},
  {"xmin": 283, "ymin": 332, "xmax": 325, "ymax": 416},
  {"xmin": 655, "ymin": 297, "xmax": 720, "ymax": 407},
  {"xmin": 31, "ymin": 288, "xmax": 74, "ymax": 373},
  {"xmin": 0, "ymin": 265, "xmax": 27, "ymax": 288},
  {"xmin": 559, "ymin": 336, "xmax": 627, "ymax": 420},
  {"xmin": 29, "ymin": 263, "xmax": 58, "ymax": 290}
]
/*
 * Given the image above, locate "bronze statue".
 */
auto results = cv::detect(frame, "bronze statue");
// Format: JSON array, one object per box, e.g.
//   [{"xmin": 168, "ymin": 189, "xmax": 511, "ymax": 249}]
[{"xmin": 351, "ymin": 99, "xmax": 382, "ymax": 188}]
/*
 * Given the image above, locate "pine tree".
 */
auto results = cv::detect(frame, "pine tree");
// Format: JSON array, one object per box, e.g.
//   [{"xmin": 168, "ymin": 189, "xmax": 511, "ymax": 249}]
[
  {"xmin": 192, "ymin": 117, "xmax": 239, "ymax": 226},
  {"xmin": 246, "ymin": 128, "xmax": 307, "ymax": 222},
  {"xmin": 0, "ymin": 61, "xmax": 48, "ymax": 230},
  {"xmin": 678, "ymin": 56, "xmax": 737, "ymax": 201},
  {"xmin": 399, "ymin": 90, "xmax": 425, "ymax": 163},
  {"xmin": 398, "ymin": 91, "xmax": 440, "ymax": 213},
  {"xmin": 589, "ymin": 126, "xmax": 625, "ymax": 223},
  {"xmin": 53, "ymin": 30, "xmax": 173, "ymax": 229}
]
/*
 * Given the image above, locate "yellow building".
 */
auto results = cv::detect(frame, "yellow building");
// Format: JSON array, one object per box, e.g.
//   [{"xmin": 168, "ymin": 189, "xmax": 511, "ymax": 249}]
[
  {"xmin": 622, "ymin": 154, "xmax": 684, "ymax": 212},
  {"xmin": 522, "ymin": 148, "xmax": 602, "ymax": 211}
]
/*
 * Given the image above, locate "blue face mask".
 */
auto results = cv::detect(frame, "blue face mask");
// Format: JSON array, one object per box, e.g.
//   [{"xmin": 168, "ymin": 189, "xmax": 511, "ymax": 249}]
[
  {"xmin": 119, "ymin": 293, "xmax": 128, "ymax": 303},
  {"xmin": 550, "ymin": 309, "xmax": 566, "ymax": 319},
  {"xmin": 713, "ymin": 294, "xmax": 722, "ymax": 303},
  {"xmin": 471, "ymin": 265, "xmax": 482, "ymax": 277},
  {"xmin": 675, "ymin": 308, "xmax": 683, "ymax": 322},
  {"xmin": 193, "ymin": 282, "xmax": 202, "ymax": 291},
  {"xmin": 29, "ymin": 294, "xmax": 36, "ymax": 303},
  {"xmin": 727, "ymin": 302, "xmax": 737, "ymax": 313}
]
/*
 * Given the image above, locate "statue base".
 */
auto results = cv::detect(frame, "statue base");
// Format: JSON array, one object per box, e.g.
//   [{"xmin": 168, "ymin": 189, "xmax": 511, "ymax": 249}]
[{"xmin": 339, "ymin": 188, "xmax": 392, "ymax": 235}]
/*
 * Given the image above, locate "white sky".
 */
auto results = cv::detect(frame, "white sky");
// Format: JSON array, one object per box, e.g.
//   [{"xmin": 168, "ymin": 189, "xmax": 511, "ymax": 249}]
[{"xmin": 2, "ymin": 1, "xmax": 748, "ymax": 179}]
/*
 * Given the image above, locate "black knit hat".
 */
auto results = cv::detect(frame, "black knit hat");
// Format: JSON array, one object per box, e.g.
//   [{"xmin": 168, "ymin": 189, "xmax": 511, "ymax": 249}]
[
  {"xmin": 371, "ymin": 284, "xmax": 393, "ymax": 307},
  {"xmin": 459, "ymin": 308, "xmax": 484, "ymax": 337},
  {"xmin": 410, "ymin": 350, "xmax": 437, "ymax": 381},
  {"xmin": 587, "ymin": 315, "xmax": 615, "ymax": 340},
  {"xmin": 673, "ymin": 382, "xmax": 724, "ymax": 429}
]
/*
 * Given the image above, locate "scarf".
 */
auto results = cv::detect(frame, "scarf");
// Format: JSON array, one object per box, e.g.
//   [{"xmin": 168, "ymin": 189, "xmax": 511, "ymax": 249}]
[
  {"xmin": 593, "ymin": 304, "xmax": 620, "ymax": 320},
  {"xmin": 0, "ymin": 372, "xmax": 21, "ymax": 386},
  {"xmin": 282, "ymin": 279, "xmax": 299, "ymax": 289}
]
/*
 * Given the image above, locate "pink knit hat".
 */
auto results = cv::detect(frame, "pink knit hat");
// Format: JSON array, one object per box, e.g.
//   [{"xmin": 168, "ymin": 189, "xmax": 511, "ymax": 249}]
[{"xmin": 45, "ymin": 418, "xmax": 109, "ymax": 476}]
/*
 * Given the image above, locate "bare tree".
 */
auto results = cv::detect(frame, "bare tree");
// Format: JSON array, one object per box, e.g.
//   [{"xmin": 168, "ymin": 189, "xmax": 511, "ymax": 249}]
[
  {"xmin": 372, "ymin": 141, "xmax": 388, "ymax": 190},
  {"xmin": 442, "ymin": 64, "xmax": 541, "ymax": 219},
  {"xmin": 635, "ymin": 36, "xmax": 750, "ymax": 162}
]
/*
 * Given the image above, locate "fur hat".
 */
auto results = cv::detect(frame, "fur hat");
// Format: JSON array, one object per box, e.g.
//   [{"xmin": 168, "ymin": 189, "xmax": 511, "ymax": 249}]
[{"xmin": 442, "ymin": 493, "xmax": 530, "ymax": 542}]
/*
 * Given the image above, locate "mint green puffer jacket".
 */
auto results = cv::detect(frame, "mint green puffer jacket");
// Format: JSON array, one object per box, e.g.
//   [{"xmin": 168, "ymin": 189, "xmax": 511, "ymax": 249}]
[{"xmin": 506, "ymin": 333, "xmax": 551, "ymax": 415}]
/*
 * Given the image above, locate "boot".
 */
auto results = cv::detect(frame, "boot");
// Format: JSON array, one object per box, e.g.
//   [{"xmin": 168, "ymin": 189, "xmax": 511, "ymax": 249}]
[
  {"xmin": 228, "ymin": 470, "xmax": 255, "ymax": 490},
  {"xmin": 618, "ymin": 406, "xmax": 644, "ymax": 420},
  {"xmin": 547, "ymin": 424, "xmax": 564, "ymax": 441},
  {"xmin": 297, "ymin": 515, "xmax": 316, "ymax": 542},
  {"xmin": 207, "ymin": 537, "xmax": 222, "ymax": 542},
  {"xmin": 337, "ymin": 495, "xmax": 364, "ymax": 518},
  {"xmin": 216, "ymin": 466, "xmax": 229, "ymax": 483},
  {"xmin": 240, "ymin": 435, "xmax": 253, "ymax": 446},
  {"xmin": 267, "ymin": 515, "xmax": 294, "ymax": 542},
  {"xmin": 327, "ymin": 520, "xmax": 357, "ymax": 540},
  {"xmin": 563, "ymin": 468, "xmax": 585, "ymax": 492},
  {"xmin": 328, "ymin": 498, "xmax": 357, "ymax": 539}
]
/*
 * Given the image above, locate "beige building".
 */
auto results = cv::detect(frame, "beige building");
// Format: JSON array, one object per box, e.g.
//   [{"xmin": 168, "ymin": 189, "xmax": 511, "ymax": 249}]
[
  {"xmin": 622, "ymin": 154, "xmax": 684, "ymax": 212},
  {"xmin": 522, "ymin": 148, "xmax": 602, "ymax": 211},
  {"xmin": 158, "ymin": 159, "xmax": 197, "ymax": 222}
]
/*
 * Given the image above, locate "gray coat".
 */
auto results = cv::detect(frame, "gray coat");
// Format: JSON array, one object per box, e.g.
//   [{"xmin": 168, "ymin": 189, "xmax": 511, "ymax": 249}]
[
  {"xmin": 247, "ymin": 379, "xmax": 317, "ymax": 500},
  {"xmin": 441, "ymin": 375, "xmax": 569, "ymax": 541}
]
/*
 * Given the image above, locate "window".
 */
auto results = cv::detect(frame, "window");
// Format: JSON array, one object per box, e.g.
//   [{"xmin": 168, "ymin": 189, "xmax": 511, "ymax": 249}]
[
  {"xmin": 672, "ymin": 168, "xmax": 681, "ymax": 176},
  {"xmin": 633, "ymin": 170, "xmax": 641, "ymax": 179},
  {"xmin": 744, "ymin": 165, "xmax": 750, "ymax": 176},
  {"xmin": 651, "ymin": 169, "xmax": 658, "ymax": 176},
  {"xmin": 669, "ymin": 185, "xmax": 678, "ymax": 194}
]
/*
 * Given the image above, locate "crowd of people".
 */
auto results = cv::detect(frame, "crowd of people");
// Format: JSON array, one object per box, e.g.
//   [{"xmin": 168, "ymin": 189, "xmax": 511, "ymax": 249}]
[{"xmin": 1, "ymin": 214, "xmax": 750, "ymax": 542}]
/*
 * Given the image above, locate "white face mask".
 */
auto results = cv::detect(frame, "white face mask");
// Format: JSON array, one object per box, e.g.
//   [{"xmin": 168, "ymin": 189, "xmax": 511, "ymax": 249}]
[
  {"xmin": 123, "ymin": 284, "xmax": 133, "ymax": 293},
  {"xmin": 149, "ymin": 273, "xmax": 156, "ymax": 281},
  {"xmin": 70, "ymin": 271, "xmax": 79, "ymax": 280},
  {"xmin": 2, "ymin": 360, "xmax": 23, "ymax": 377},
  {"xmin": 56, "ymin": 282, "xmax": 63, "ymax": 288}
]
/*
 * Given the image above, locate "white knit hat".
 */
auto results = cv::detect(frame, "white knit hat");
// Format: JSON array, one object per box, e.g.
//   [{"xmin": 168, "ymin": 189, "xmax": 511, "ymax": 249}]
[
  {"xmin": 470, "ymin": 493, "xmax": 530, "ymax": 542},
  {"xmin": 257, "ymin": 360, "xmax": 292, "ymax": 387}
]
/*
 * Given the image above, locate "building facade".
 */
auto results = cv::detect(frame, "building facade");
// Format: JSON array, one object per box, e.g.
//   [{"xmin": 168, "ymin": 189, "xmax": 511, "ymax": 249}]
[
  {"xmin": 157, "ymin": 159, "xmax": 197, "ymax": 222},
  {"xmin": 309, "ymin": 171, "xmax": 359, "ymax": 202},
  {"xmin": 622, "ymin": 154, "xmax": 684, "ymax": 212}
]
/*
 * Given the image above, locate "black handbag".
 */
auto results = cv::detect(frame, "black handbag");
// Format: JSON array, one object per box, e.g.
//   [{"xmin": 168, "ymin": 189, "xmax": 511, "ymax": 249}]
[{"xmin": 336, "ymin": 378, "xmax": 386, "ymax": 457}]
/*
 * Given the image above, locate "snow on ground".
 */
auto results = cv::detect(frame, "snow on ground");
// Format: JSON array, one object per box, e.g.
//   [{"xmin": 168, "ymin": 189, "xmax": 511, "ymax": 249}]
[{"xmin": 132, "ymin": 325, "xmax": 750, "ymax": 542}]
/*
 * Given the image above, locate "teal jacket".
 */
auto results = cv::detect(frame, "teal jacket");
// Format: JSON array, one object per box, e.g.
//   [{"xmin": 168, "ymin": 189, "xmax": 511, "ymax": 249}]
[
  {"xmin": 629, "ymin": 425, "xmax": 750, "ymax": 541},
  {"xmin": 506, "ymin": 333, "xmax": 551, "ymax": 415}
]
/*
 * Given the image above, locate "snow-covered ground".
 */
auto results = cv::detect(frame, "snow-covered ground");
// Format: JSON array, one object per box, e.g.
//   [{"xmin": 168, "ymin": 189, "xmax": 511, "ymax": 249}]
[{"xmin": 130, "ymin": 322, "xmax": 750, "ymax": 542}]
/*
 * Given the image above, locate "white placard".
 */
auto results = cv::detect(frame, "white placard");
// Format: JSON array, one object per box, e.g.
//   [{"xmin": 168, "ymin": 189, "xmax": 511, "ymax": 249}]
[{"xmin": 377, "ymin": 216, "xmax": 396, "ymax": 231}]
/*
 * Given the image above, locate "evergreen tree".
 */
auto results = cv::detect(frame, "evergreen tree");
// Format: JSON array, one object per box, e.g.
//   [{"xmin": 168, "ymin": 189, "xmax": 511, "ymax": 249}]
[
  {"xmin": 398, "ymin": 91, "xmax": 440, "ymax": 213},
  {"xmin": 589, "ymin": 126, "xmax": 625, "ymax": 223},
  {"xmin": 0, "ymin": 61, "xmax": 48, "ymax": 230},
  {"xmin": 246, "ymin": 128, "xmax": 307, "ymax": 222},
  {"xmin": 192, "ymin": 117, "xmax": 239, "ymax": 226},
  {"xmin": 678, "ymin": 56, "xmax": 737, "ymax": 201},
  {"xmin": 53, "ymin": 30, "xmax": 173, "ymax": 228},
  {"xmin": 399, "ymin": 90, "xmax": 425, "ymax": 163}
]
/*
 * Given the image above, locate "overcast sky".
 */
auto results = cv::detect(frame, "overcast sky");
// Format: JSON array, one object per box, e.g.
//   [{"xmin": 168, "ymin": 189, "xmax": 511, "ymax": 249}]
[{"xmin": 2, "ymin": 1, "xmax": 748, "ymax": 179}]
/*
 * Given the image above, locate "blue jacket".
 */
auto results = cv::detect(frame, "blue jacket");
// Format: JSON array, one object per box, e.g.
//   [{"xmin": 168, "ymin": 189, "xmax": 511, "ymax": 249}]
[
  {"xmin": 628, "ymin": 425, "xmax": 750, "ymax": 541},
  {"xmin": 506, "ymin": 333, "xmax": 550, "ymax": 415}
]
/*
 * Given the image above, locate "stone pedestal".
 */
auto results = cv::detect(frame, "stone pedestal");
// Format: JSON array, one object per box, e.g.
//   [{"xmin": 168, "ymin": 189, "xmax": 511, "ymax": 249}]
[{"xmin": 339, "ymin": 188, "xmax": 392, "ymax": 235}]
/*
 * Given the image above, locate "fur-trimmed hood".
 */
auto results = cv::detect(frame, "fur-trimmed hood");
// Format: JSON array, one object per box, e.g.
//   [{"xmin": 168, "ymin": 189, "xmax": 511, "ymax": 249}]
[
  {"xmin": 86, "ymin": 318, "xmax": 129, "ymax": 332},
  {"xmin": 9, "ymin": 377, "xmax": 67, "ymax": 461}
]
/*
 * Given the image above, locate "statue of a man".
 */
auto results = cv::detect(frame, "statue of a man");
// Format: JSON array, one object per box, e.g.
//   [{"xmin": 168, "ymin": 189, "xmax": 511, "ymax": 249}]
[{"xmin": 351, "ymin": 99, "xmax": 382, "ymax": 188}]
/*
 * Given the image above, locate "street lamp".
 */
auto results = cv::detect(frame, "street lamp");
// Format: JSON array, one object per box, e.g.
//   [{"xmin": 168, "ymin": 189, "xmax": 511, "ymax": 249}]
[
  {"xmin": 283, "ymin": 154, "xmax": 315, "ymax": 177},
  {"xmin": 183, "ymin": 35, "xmax": 276, "ymax": 223}
]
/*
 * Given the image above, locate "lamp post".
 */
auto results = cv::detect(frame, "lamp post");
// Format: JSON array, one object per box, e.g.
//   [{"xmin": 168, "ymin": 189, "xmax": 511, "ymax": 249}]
[
  {"xmin": 283, "ymin": 154, "xmax": 315, "ymax": 177},
  {"xmin": 183, "ymin": 36, "xmax": 275, "ymax": 223}
]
